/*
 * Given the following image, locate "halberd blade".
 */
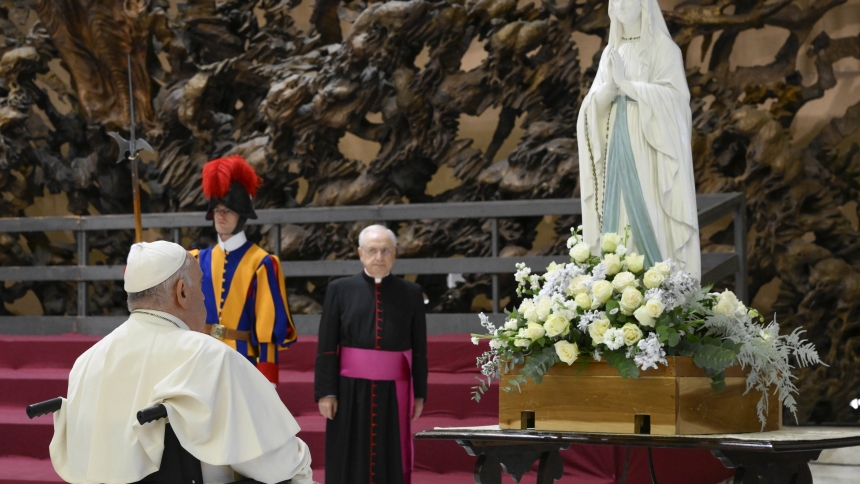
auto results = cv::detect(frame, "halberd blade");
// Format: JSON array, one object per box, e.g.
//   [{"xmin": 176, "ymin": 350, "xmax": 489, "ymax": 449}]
[{"xmin": 107, "ymin": 131, "xmax": 130, "ymax": 164}]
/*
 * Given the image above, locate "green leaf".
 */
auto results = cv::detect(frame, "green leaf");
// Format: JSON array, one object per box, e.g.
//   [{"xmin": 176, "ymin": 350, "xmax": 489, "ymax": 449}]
[
  {"xmin": 720, "ymin": 339, "xmax": 743, "ymax": 353},
  {"xmin": 693, "ymin": 344, "xmax": 736, "ymax": 373},
  {"xmin": 605, "ymin": 350, "xmax": 640, "ymax": 379},
  {"xmin": 674, "ymin": 339, "xmax": 700, "ymax": 357},
  {"xmin": 656, "ymin": 325, "xmax": 670, "ymax": 343},
  {"xmin": 605, "ymin": 300, "xmax": 620, "ymax": 324},
  {"xmin": 575, "ymin": 358, "xmax": 591, "ymax": 375},
  {"xmin": 667, "ymin": 328, "xmax": 680, "ymax": 347},
  {"xmin": 710, "ymin": 370, "xmax": 727, "ymax": 392},
  {"xmin": 686, "ymin": 334, "xmax": 701, "ymax": 344}
]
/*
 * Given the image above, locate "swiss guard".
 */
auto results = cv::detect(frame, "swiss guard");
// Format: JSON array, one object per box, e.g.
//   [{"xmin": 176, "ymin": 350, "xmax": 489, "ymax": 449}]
[{"xmin": 190, "ymin": 154, "xmax": 297, "ymax": 385}]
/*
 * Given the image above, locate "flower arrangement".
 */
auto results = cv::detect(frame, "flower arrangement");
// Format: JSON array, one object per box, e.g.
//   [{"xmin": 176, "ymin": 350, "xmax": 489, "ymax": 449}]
[{"xmin": 472, "ymin": 227, "xmax": 825, "ymax": 427}]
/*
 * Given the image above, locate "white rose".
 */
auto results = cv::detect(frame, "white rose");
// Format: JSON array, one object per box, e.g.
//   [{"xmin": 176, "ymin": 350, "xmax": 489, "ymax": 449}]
[
  {"xmin": 543, "ymin": 313, "xmax": 570, "ymax": 338},
  {"xmin": 546, "ymin": 261, "xmax": 564, "ymax": 276},
  {"xmin": 519, "ymin": 298, "xmax": 534, "ymax": 315},
  {"xmin": 504, "ymin": 318, "xmax": 518, "ymax": 330},
  {"xmin": 554, "ymin": 340, "xmax": 580, "ymax": 365},
  {"xmin": 602, "ymin": 232, "xmax": 622, "ymax": 253},
  {"xmin": 611, "ymin": 271, "xmax": 637, "ymax": 293},
  {"xmin": 471, "ymin": 336, "xmax": 480, "ymax": 345},
  {"xmin": 603, "ymin": 327, "xmax": 626, "ymax": 350},
  {"xmin": 522, "ymin": 300, "xmax": 539, "ymax": 322},
  {"xmin": 575, "ymin": 292, "xmax": 592, "ymax": 310},
  {"xmin": 621, "ymin": 323, "xmax": 643, "ymax": 346},
  {"xmin": 644, "ymin": 298, "xmax": 665, "ymax": 319},
  {"xmin": 643, "ymin": 269, "xmax": 665, "ymax": 289},
  {"xmin": 490, "ymin": 339, "xmax": 503, "ymax": 350},
  {"xmin": 535, "ymin": 297, "xmax": 553, "ymax": 321},
  {"xmin": 519, "ymin": 322, "xmax": 546, "ymax": 341},
  {"xmin": 603, "ymin": 253, "xmax": 623, "ymax": 275},
  {"xmin": 592, "ymin": 280, "xmax": 613, "ymax": 304},
  {"xmin": 619, "ymin": 286, "xmax": 644, "ymax": 315},
  {"xmin": 566, "ymin": 275, "xmax": 590, "ymax": 296},
  {"xmin": 625, "ymin": 253, "xmax": 645, "ymax": 273},
  {"xmin": 514, "ymin": 338, "xmax": 531, "ymax": 348},
  {"xmin": 714, "ymin": 290, "xmax": 741, "ymax": 316},
  {"xmin": 588, "ymin": 317, "xmax": 611, "ymax": 345},
  {"xmin": 653, "ymin": 262, "xmax": 671, "ymax": 277},
  {"xmin": 543, "ymin": 313, "xmax": 571, "ymax": 338},
  {"xmin": 570, "ymin": 242, "xmax": 591, "ymax": 263},
  {"xmin": 633, "ymin": 306, "xmax": 655, "ymax": 327}
]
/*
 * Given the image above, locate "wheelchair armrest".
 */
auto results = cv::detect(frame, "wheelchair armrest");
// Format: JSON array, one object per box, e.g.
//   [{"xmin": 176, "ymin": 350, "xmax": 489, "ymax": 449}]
[
  {"xmin": 137, "ymin": 404, "xmax": 168, "ymax": 425},
  {"xmin": 26, "ymin": 397, "xmax": 63, "ymax": 419}
]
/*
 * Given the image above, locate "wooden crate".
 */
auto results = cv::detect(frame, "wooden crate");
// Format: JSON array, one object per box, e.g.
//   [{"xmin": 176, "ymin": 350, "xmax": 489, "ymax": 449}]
[{"xmin": 499, "ymin": 356, "xmax": 782, "ymax": 435}]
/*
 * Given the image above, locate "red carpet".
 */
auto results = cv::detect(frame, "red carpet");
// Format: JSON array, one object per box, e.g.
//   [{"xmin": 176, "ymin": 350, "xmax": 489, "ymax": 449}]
[{"xmin": 0, "ymin": 334, "xmax": 734, "ymax": 483}]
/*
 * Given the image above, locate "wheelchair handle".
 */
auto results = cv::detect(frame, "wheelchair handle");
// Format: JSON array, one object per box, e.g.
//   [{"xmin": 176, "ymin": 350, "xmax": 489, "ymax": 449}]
[
  {"xmin": 26, "ymin": 397, "xmax": 63, "ymax": 419},
  {"xmin": 137, "ymin": 404, "xmax": 168, "ymax": 425}
]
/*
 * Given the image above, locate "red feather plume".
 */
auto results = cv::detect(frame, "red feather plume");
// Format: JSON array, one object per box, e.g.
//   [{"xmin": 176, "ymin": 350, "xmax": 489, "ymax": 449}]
[{"xmin": 201, "ymin": 155, "xmax": 262, "ymax": 199}]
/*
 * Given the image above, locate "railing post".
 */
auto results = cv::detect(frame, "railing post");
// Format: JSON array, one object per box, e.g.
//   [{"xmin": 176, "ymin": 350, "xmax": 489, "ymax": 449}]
[
  {"xmin": 491, "ymin": 218, "xmax": 499, "ymax": 314},
  {"xmin": 272, "ymin": 224, "xmax": 281, "ymax": 260},
  {"xmin": 76, "ymin": 228, "xmax": 87, "ymax": 318},
  {"xmin": 172, "ymin": 228, "xmax": 181, "ymax": 245},
  {"xmin": 734, "ymin": 195, "xmax": 748, "ymax": 303}
]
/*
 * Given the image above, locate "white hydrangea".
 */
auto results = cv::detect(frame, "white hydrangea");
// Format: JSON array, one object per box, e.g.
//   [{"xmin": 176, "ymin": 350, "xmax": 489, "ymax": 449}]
[
  {"xmin": 634, "ymin": 333, "xmax": 667, "ymax": 371},
  {"xmin": 514, "ymin": 263, "xmax": 531, "ymax": 285},
  {"xmin": 591, "ymin": 262, "xmax": 607, "ymax": 281},
  {"xmin": 603, "ymin": 327, "xmax": 626, "ymax": 350}
]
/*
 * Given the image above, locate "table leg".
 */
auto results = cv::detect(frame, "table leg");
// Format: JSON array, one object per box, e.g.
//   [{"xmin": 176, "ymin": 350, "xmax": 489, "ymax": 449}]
[
  {"xmin": 456, "ymin": 440, "xmax": 569, "ymax": 484},
  {"xmin": 711, "ymin": 449, "xmax": 820, "ymax": 484},
  {"xmin": 536, "ymin": 449, "xmax": 565, "ymax": 484}
]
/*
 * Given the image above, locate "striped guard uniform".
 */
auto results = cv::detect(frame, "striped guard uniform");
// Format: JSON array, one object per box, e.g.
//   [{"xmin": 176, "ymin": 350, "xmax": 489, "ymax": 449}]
[{"xmin": 190, "ymin": 231, "xmax": 297, "ymax": 384}]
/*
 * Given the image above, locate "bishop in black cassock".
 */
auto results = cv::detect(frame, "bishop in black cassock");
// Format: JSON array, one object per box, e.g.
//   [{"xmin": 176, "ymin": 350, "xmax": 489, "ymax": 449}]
[{"xmin": 314, "ymin": 225, "xmax": 428, "ymax": 484}]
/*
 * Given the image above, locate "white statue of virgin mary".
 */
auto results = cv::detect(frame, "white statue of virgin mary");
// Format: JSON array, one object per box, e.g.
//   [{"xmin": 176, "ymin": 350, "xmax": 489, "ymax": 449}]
[{"xmin": 576, "ymin": 0, "xmax": 701, "ymax": 280}]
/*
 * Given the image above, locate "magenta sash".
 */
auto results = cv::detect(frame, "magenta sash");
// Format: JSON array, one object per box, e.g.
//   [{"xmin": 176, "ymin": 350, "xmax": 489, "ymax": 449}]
[{"xmin": 339, "ymin": 346, "xmax": 413, "ymax": 484}]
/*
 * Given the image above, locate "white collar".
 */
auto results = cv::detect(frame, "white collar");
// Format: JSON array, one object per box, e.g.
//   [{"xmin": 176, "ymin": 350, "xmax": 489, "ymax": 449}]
[
  {"xmin": 364, "ymin": 268, "xmax": 390, "ymax": 284},
  {"xmin": 130, "ymin": 309, "xmax": 190, "ymax": 331},
  {"xmin": 218, "ymin": 231, "xmax": 247, "ymax": 253}
]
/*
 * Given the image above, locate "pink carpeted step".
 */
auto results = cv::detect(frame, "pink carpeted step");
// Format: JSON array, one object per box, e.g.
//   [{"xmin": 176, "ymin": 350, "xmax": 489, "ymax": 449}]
[
  {"xmin": 277, "ymin": 370, "xmax": 498, "ymax": 419},
  {"xmin": 293, "ymin": 415, "xmax": 498, "ymax": 472},
  {"xmin": 0, "ymin": 335, "xmax": 100, "ymax": 370},
  {"xmin": 0, "ymin": 406, "xmax": 54, "ymax": 460},
  {"xmin": 279, "ymin": 336, "xmax": 491, "ymax": 374},
  {"xmin": 0, "ymin": 457, "xmax": 484, "ymax": 484},
  {"xmin": 0, "ymin": 456, "xmax": 62, "ymax": 484},
  {"xmin": 0, "ymin": 334, "xmax": 488, "ymax": 373},
  {"xmin": 0, "ymin": 368, "xmax": 68, "ymax": 408}
]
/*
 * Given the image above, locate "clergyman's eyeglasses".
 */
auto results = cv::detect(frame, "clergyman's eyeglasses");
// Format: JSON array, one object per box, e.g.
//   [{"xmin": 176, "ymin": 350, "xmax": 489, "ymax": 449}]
[{"xmin": 364, "ymin": 247, "xmax": 393, "ymax": 257}]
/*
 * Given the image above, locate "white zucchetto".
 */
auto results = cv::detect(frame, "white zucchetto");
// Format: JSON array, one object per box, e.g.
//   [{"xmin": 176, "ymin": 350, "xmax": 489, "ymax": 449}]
[{"xmin": 124, "ymin": 241, "xmax": 187, "ymax": 293}]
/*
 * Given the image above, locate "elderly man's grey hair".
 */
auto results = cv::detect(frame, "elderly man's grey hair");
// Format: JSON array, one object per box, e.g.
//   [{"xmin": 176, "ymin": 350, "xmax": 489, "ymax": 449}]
[
  {"xmin": 358, "ymin": 224, "xmax": 397, "ymax": 247},
  {"xmin": 127, "ymin": 256, "xmax": 195, "ymax": 309}
]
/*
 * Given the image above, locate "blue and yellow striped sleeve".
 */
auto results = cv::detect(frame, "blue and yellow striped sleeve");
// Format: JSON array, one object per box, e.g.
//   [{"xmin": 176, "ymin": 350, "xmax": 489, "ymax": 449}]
[{"xmin": 254, "ymin": 254, "xmax": 297, "ymax": 383}]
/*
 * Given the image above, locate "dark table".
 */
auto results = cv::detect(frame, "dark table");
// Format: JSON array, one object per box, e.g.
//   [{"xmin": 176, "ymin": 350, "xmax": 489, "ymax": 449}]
[{"xmin": 415, "ymin": 425, "xmax": 860, "ymax": 483}]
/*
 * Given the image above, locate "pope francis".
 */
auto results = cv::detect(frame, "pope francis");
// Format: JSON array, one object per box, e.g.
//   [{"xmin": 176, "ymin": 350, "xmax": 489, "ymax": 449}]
[{"xmin": 49, "ymin": 241, "xmax": 314, "ymax": 484}]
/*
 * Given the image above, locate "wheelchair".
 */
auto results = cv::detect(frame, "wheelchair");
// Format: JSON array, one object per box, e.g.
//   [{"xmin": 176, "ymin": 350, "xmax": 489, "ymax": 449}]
[{"xmin": 27, "ymin": 398, "xmax": 290, "ymax": 484}]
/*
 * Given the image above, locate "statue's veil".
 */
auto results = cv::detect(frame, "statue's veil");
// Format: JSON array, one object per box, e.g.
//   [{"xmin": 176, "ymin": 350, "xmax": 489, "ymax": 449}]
[{"xmin": 606, "ymin": 0, "xmax": 672, "ymax": 80}]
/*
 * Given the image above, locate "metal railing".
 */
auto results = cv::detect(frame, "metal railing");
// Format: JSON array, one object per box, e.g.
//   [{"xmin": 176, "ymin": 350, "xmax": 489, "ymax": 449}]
[{"xmin": 0, "ymin": 194, "xmax": 746, "ymax": 335}]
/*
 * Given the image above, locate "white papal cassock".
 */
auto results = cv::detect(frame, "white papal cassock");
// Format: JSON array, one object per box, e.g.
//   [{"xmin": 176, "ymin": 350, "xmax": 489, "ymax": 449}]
[{"xmin": 49, "ymin": 310, "xmax": 313, "ymax": 484}]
